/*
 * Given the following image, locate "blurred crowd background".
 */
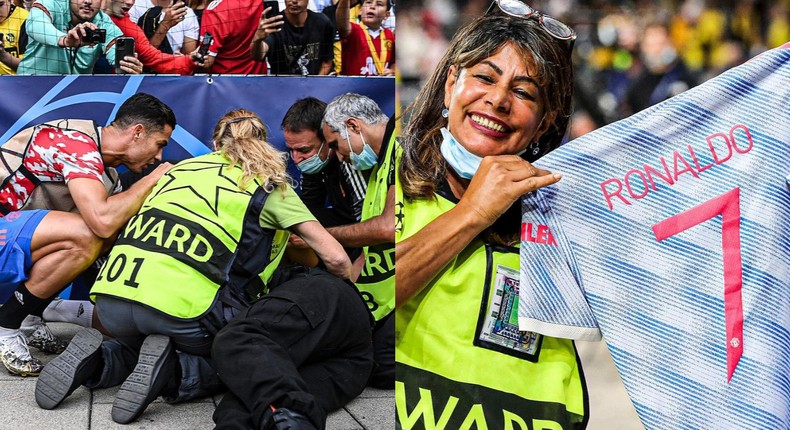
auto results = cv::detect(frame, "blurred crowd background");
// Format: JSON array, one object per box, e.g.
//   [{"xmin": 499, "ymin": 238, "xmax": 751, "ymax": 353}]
[{"xmin": 397, "ymin": 0, "xmax": 789, "ymax": 138}]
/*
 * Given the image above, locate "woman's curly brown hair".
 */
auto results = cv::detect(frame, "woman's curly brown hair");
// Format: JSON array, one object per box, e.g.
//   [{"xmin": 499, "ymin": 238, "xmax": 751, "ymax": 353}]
[{"xmin": 400, "ymin": 11, "xmax": 574, "ymax": 200}]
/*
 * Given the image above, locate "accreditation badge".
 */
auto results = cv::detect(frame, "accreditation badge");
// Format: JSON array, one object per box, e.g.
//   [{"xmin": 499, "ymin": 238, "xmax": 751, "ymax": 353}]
[{"xmin": 474, "ymin": 246, "xmax": 542, "ymax": 361}]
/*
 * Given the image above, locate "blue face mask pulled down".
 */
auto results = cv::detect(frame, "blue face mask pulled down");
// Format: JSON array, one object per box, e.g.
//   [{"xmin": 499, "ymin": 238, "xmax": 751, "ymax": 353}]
[
  {"xmin": 296, "ymin": 142, "xmax": 329, "ymax": 174},
  {"xmin": 439, "ymin": 127, "xmax": 483, "ymax": 180},
  {"xmin": 346, "ymin": 128, "xmax": 378, "ymax": 171}
]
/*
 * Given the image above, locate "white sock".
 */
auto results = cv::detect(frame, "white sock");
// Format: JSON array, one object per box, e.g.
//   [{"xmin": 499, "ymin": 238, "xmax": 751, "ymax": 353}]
[
  {"xmin": 0, "ymin": 326, "xmax": 19, "ymax": 338},
  {"xmin": 19, "ymin": 315, "xmax": 42, "ymax": 336},
  {"xmin": 42, "ymin": 299, "xmax": 94, "ymax": 328}
]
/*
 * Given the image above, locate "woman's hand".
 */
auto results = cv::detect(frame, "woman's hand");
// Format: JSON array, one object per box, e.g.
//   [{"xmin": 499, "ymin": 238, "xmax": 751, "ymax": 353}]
[
  {"xmin": 458, "ymin": 155, "xmax": 562, "ymax": 228},
  {"xmin": 396, "ymin": 155, "xmax": 561, "ymax": 306}
]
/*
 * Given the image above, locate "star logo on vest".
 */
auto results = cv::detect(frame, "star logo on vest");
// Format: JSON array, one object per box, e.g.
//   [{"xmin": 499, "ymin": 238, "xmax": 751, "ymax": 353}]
[
  {"xmin": 148, "ymin": 159, "xmax": 254, "ymax": 218},
  {"xmin": 395, "ymin": 201, "xmax": 404, "ymax": 233}
]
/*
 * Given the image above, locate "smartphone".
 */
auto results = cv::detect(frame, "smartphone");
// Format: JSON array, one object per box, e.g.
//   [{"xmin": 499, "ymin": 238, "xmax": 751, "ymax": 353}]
[
  {"xmin": 263, "ymin": 0, "xmax": 279, "ymax": 19},
  {"xmin": 170, "ymin": 0, "xmax": 186, "ymax": 11},
  {"xmin": 197, "ymin": 32, "xmax": 213, "ymax": 63},
  {"xmin": 114, "ymin": 37, "xmax": 135, "ymax": 71}
]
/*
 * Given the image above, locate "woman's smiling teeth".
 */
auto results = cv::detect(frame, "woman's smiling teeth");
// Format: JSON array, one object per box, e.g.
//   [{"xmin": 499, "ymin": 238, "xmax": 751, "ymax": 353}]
[{"xmin": 471, "ymin": 114, "xmax": 506, "ymax": 133}]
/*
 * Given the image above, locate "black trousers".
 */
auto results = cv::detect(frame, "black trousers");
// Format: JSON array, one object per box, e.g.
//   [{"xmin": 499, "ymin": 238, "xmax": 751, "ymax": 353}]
[
  {"xmin": 370, "ymin": 311, "xmax": 394, "ymax": 389},
  {"xmin": 211, "ymin": 268, "xmax": 374, "ymax": 430}
]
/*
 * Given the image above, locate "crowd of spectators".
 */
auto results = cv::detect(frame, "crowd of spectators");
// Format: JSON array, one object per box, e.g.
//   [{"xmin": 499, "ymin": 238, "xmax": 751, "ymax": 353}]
[
  {"xmin": 398, "ymin": 0, "xmax": 789, "ymax": 135},
  {"xmin": 0, "ymin": 0, "xmax": 396, "ymax": 75}
]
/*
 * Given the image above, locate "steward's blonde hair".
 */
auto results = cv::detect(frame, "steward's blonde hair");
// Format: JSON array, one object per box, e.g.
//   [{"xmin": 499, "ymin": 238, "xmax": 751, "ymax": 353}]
[{"xmin": 212, "ymin": 109, "xmax": 289, "ymax": 192}]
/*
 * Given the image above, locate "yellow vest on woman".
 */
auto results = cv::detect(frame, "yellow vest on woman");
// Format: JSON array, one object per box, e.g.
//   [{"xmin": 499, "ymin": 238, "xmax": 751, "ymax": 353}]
[
  {"xmin": 395, "ymin": 184, "xmax": 588, "ymax": 429},
  {"xmin": 91, "ymin": 152, "xmax": 287, "ymax": 319}
]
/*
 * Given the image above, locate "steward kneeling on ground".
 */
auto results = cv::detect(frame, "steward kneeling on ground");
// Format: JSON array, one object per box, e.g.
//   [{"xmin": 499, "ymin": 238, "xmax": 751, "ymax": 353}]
[{"xmin": 34, "ymin": 109, "xmax": 373, "ymax": 429}]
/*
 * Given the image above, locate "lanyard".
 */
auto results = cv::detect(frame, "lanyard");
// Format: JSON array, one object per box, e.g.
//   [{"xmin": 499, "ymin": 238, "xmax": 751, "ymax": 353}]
[{"xmin": 361, "ymin": 23, "xmax": 387, "ymax": 75}]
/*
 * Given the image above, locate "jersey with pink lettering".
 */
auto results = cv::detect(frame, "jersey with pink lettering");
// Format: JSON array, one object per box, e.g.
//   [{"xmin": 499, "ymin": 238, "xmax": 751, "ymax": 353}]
[{"xmin": 517, "ymin": 46, "xmax": 790, "ymax": 429}]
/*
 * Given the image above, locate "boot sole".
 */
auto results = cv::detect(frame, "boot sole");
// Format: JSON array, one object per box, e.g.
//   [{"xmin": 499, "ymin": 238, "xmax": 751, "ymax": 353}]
[
  {"xmin": 35, "ymin": 328, "xmax": 103, "ymax": 410},
  {"xmin": 111, "ymin": 335, "xmax": 173, "ymax": 424}
]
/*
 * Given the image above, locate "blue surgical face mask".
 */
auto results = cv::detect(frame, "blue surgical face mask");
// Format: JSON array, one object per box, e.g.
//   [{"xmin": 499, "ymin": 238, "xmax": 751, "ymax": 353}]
[
  {"xmin": 296, "ymin": 142, "xmax": 329, "ymax": 174},
  {"xmin": 345, "ymin": 127, "xmax": 378, "ymax": 171},
  {"xmin": 440, "ymin": 127, "xmax": 482, "ymax": 180}
]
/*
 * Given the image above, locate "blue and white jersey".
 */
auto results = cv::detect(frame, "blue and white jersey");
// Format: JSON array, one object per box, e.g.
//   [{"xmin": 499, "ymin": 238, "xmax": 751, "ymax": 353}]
[{"xmin": 518, "ymin": 45, "xmax": 790, "ymax": 429}]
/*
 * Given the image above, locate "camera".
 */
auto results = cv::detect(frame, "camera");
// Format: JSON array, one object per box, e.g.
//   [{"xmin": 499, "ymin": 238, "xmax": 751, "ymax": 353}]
[{"xmin": 80, "ymin": 27, "xmax": 107, "ymax": 44}]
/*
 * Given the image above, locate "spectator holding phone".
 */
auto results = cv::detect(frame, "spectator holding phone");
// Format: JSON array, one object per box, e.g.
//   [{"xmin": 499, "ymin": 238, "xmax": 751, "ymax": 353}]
[
  {"xmin": 318, "ymin": 0, "xmax": 358, "ymax": 75},
  {"xmin": 130, "ymin": 0, "xmax": 198, "ymax": 55},
  {"xmin": 198, "ymin": 0, "xmax": 267, "ymax": 74},
  {"xmin": 251, "ymin": 0, "xmax": 334, "ymax": 75},
  {"xmin": 18, "ymin": 0, "xmax": 140, "ymax": 74},
  {"xmin": 336, "ymin": 0, "xmax": 393, "ymax": 76},
  {"xmin": 0, "ymin": 0, "xmax": 28, "ymax": 74},
  {"xmin": 102, "ymin": 0, "xmax": 201, "ymax": 75}
]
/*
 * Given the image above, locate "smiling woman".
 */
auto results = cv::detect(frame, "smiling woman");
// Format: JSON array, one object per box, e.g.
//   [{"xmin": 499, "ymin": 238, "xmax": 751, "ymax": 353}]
[
  {"xmin": 443, "ymin": 44, "xmax": 552, "ymax": 158},
  {"xmin": 394, "ymin": 2, "xmax": 586, "ymax": 429}
]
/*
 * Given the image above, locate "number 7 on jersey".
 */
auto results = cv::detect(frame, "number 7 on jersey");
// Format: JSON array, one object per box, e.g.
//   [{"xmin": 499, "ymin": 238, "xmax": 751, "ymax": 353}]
[{"xmin": 652, "ymin": 187, "xmax": 743, "ymax": 382}]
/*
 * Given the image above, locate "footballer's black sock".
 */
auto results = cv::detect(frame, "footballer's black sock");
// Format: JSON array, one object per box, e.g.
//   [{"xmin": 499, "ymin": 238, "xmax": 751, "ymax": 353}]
[{"xmin": 0, "ymin": 284, "xmax": 48, "ymax": 329}]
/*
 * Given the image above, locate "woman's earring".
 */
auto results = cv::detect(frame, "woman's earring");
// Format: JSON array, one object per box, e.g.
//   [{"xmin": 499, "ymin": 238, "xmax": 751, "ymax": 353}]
[
  {"xmin": 441, "ymin": 108, "xmax": 449, "ymax": 118},
  {"xmin": 529, "ymin": 140, "xmax": 541, "ymax": 156}
]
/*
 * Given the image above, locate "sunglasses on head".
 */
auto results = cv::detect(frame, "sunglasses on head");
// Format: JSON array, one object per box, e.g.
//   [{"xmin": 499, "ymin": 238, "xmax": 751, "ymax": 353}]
[{"xmin": 486, "ymin": 0, "xmax": 576, "ymax": 42}]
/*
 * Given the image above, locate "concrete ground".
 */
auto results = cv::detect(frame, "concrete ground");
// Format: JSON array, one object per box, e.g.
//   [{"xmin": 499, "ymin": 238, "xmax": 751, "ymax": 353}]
[
  {"xmin": 0, "ymin": 322, "xmax": 395, "ymax": 430},
  {"xmin": 0, "ymin": 324, "xmax": 642, "ymax": 430}
]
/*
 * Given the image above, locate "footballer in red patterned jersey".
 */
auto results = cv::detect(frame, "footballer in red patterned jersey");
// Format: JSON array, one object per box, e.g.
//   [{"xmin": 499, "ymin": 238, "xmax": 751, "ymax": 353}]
[
  {"xmin": 0, "ymin": 94, "xmax": 175, "ymax": 378},
  {"xmin": 0, "ymin": 127, "xmax": 105, "ymax": 212}
]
